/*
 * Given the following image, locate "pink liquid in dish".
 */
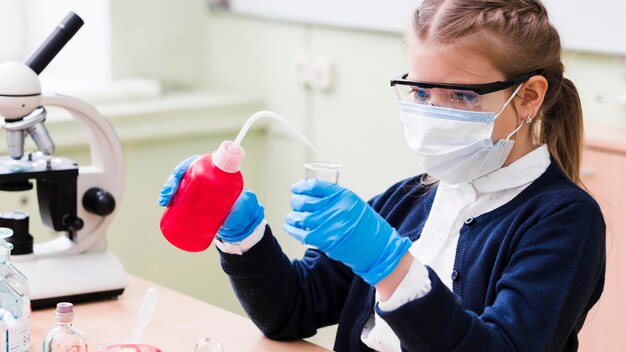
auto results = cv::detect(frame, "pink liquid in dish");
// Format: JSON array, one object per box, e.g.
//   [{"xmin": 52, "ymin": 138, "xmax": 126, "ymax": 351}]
[{"xmin": 99, "ymin": 343, "xmax": 161, "ymax": 352}]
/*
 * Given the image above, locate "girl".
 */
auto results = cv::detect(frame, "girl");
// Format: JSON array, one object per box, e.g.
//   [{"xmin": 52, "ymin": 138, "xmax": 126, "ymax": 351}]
[{"xmin": 159, "ymin": 0, "xmax": 605, "ymax": 350}]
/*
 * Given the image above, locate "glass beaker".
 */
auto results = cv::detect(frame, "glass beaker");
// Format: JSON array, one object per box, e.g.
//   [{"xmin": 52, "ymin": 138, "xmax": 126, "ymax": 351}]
[
  {"xmin": 304, "ymin": 162, "xmax": 342, "ymax": 184},
  {"xmin": 194, "ymin": 337, "xmax": 223, "ymax": 352}
]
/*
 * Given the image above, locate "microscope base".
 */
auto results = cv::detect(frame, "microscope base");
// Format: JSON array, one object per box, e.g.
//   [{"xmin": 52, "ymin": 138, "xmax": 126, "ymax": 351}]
[
  {"xmin": 31, "ymin": 287, "xmax": 125, "ymax": 310},
  {"xmin": 14, "ymin": 250, "xmax": 128, "ymax": 309}
]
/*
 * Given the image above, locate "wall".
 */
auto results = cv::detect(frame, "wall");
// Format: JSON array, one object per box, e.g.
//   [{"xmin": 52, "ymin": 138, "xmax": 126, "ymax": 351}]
[
  {"xmin": 563, "ymin": 53, "xmax": 626, "ymax": 129},
  {"xmin": 110, "ymin": 0, "xmax": 209, "ymax": 89}
]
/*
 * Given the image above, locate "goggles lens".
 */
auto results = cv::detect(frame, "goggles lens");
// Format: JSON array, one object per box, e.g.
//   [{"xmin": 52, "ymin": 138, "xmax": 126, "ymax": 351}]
[{"xmin": 394, "ymin": 85, "xmax": 483, "ymax": 111}]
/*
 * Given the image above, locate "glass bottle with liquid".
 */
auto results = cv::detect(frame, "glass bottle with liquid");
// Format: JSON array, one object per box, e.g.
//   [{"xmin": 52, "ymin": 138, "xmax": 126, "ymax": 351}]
[
  {"xmin": 42, "ymin": 302, "xmax": 88, "ymax": 352},
  {"xmin": 0, "ymin": 227, "xmax": 29, "ymax": 352}
]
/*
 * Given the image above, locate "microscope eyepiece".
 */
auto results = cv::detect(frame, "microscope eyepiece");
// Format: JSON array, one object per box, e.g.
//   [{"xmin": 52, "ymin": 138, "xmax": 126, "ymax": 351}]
[{"xmin": 24, "ymin": 12, "xmax": 84, "ymax": 75}]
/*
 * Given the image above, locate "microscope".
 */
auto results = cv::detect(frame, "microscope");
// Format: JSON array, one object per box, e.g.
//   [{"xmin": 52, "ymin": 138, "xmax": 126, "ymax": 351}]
[{"xmin": 0, "ymin": 12, "xmax": 127, "ymax": 309}]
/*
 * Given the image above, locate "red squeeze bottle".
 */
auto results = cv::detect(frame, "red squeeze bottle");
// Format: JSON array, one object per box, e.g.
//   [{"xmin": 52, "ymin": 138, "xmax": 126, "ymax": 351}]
[{"xmin": 160, "ymin": 140, "xmax": 245, "ymax": 252}]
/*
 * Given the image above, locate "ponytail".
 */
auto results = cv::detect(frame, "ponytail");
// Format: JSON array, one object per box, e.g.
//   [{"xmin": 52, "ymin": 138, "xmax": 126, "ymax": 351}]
[{"xmin": 540, "ymin": 78, "xmax": 584, "ymax": 185}]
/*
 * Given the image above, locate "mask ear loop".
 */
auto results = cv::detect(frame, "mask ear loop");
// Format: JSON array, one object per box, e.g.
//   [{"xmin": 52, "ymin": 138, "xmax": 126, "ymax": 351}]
[
  {"xmin": 506, "ymin": 114, "xmax": 533, "ymax": 140},
  {"xmin": 494, "ymin": 84, "xmax": 524, "ymax": 119}
]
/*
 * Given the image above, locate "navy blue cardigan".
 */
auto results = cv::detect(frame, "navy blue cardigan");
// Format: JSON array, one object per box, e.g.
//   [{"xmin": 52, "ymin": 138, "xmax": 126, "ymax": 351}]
[{"xmin": 218, "ymin": 162, "xmax": 606, "ymax": 351}]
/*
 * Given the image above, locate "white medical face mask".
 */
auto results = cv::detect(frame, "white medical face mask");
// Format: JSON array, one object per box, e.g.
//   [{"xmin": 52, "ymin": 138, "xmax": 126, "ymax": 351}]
[{"xmin": 400, "ymin": 85, "xmax": 526, "ymax": 185}]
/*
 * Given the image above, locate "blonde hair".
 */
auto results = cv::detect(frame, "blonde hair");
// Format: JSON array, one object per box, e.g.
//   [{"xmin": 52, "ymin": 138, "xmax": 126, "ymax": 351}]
[{"xmin": 411, "ymin": 0, "xmax": 584, "ymax": 185}]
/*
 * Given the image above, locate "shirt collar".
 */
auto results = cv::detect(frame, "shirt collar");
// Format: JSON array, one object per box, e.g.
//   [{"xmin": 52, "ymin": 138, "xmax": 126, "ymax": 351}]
[{"xmin": 470, "ymin": 144, "xmax": 551, "ymax": 193}]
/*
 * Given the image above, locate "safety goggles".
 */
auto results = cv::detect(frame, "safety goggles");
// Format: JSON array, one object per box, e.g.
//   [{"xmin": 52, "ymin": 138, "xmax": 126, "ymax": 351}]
[{"xmin": 390, "ymin": 70, "xmax": 543, "ymax": 111}]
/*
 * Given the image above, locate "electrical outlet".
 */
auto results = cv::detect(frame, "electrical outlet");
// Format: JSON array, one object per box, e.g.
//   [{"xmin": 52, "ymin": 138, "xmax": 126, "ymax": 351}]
[
  {"xmin": 294, "ymin": 55, "xmax": 313, "ymax": 86},
  {"xmin": 309, "ymin": 58, "xmax": 332, "ymax": 91},
  {"xmin": 293, "ymin": 55, "xmax": 333, "ymax": 91}
]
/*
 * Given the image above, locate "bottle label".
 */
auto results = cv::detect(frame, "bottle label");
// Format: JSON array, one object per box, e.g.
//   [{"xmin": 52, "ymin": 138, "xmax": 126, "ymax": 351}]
[
  {"xmin": 18, "ymin": 299, "xmax": 30, "ymax": 351},
  {"xmin": 0, "ymin": 304, "xmax": 27, "ymax": 352},
  {"xmin": 0, "ymin": 324, "xmax": 20, "ymax": 352},
  {"xmin": 14, "ymin": 317, "xmax": 28, "ymax": 352}
]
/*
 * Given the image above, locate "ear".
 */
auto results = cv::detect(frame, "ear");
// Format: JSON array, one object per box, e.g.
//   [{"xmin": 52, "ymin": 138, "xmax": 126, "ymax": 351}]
[{"xmin": 514, "ymin": 75, "xmax": 548, "ymax": 119}]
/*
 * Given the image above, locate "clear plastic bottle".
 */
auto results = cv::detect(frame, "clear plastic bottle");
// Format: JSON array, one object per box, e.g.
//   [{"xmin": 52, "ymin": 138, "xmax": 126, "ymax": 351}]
[
  {"xmin": 160, "ymin": 140, "xmax": 245, "ymax": 252},
  {"xmin": 42, "ymin": 302, "xmax": 87, "ymax": 352},
  {"xmin": 0, "ymin": 227, "xmax": 30, "ymax": 351}
]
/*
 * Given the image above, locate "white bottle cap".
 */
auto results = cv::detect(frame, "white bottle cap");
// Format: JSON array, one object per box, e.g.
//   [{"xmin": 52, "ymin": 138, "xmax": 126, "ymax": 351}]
[
  {"xmin": 212, "ymin": 140, "xmax": 245, "ymax": 173},
  {"xmin": 55, "ymin": 302, "xmax": 74, "ymax": 323}
]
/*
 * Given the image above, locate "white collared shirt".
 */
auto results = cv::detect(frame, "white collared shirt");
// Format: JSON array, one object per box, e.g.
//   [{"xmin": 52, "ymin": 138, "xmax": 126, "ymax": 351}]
[{"xmin": 361, "ymin": 145, "xmax": 551, "ymax": 352}]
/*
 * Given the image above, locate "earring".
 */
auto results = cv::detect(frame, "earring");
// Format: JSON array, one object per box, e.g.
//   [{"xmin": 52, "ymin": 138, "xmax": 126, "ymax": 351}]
[{"xmin": 525, "ymin": 114, "xmax": 533, "ymax": 124}]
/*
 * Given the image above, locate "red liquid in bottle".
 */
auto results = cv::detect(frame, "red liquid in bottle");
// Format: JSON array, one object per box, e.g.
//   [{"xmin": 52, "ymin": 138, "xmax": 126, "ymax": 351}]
[{"xmin": 160, "ymin": 141, "xmax": 244, "ymax": 252}]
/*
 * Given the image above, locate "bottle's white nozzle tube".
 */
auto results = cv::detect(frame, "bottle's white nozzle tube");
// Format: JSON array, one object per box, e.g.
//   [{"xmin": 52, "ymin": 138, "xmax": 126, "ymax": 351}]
[{"xmin": 233, "ymin": 111, "xmax": 319, "ymax": 154}]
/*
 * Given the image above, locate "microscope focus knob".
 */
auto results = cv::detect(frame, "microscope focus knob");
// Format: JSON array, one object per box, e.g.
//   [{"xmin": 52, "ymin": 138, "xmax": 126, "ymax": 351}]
[
  {"xmin": 63, "ymin": 214, "xmax": 84, "ymax": 232},
  {"xmin": 82, "ymin": 187, "xmax": 116, "ymax": 216}
]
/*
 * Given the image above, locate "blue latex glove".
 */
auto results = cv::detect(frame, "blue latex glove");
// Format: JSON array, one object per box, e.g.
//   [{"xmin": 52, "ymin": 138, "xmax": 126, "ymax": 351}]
[
  {"xmin": 158, "ymin": 154, "xmax": 199, "ymax": 207},
  {"xmin": 158, "ymin": 155, "xmax": 265, "ymax": 243},
  {"xmin": 217, "ymin": 189, "xmax": 265, "ymax": 243},
  {"xmin": 283, "ymin": 179, "xmax": 412, "ymax": 286}
]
